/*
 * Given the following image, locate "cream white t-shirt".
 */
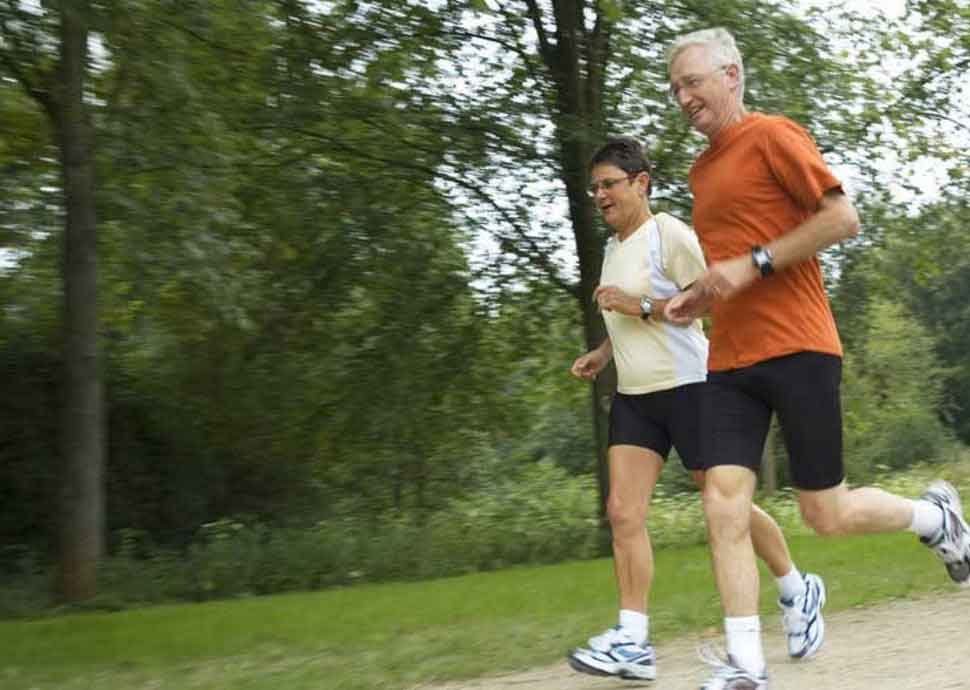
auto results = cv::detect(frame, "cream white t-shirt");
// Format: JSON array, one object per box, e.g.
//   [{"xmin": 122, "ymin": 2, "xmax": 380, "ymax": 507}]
[{"xmin": 600, "ymin": 213, "xmax": 709, "ymax": 394}]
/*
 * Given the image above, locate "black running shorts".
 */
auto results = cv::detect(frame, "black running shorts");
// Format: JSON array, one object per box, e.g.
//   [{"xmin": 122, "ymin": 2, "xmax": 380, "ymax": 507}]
[
  {"xmin": 609, "ymin": 382, "xmax": 706, "ymax": 471},
  {"xmin": 702, "ymin": 351, "xmax": 845, "ymax": 490}
]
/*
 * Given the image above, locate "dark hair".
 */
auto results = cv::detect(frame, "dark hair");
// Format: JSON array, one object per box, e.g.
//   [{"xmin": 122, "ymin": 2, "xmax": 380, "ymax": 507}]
[{"xmin": 589, "ymin": 137, "xmax": 653, "ymax": 197}]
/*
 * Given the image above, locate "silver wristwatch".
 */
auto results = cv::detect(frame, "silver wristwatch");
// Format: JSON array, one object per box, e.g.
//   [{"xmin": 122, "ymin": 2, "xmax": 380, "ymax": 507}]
[
  {"xmin": 639, "ymin": 295, "xmax": 654, "ymax": 320},
  {"xmin": 751, "ymin": 245, "xmax": 775, "ymax": 277}
]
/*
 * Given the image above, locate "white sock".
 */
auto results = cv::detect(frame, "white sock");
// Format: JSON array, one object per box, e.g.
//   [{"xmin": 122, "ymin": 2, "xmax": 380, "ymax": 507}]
[
  {"xmin": 619, "ymin": 609, "xmax": 648, "ymax": 645},
  {"xmin": 724, "ymin": 615, "xmax": 765, "ymax": 676},
  {"xmin": 776, "ymin": 566, "xmax": 806, "ymax": 603},
  {"xmin": 909, "ymin": 499, "xmax": 944, "ymax": 538}
]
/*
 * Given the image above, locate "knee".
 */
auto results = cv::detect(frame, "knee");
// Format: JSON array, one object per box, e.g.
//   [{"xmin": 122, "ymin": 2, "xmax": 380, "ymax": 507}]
[
  {"xmin": 800, "ymin": 500, "xmax": 847, "ymax": 536},
  {"xmin": 607, "ymin": 495, "xmax": 646, "ymax": 539},
  {"xmin": 702, "ymin": 487, "xmax": 751, "ymax": 541}
]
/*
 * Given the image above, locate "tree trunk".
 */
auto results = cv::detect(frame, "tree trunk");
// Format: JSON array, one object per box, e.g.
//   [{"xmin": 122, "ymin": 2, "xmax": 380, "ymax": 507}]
[
  {"xmin": 54, "ymin": 1, "xmax": 104, "ymax": 602},
  {"xmin": 529, "ymin": 0, "xmax": 613, "ymax": 518}
]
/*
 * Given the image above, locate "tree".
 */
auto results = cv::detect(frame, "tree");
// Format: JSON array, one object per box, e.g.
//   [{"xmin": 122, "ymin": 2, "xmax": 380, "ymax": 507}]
[
  {"xmin": 841, "ymin": 297, "xmax": 954, "ymax": 478},
  {"xmin": 0, "ymin": 0, "xmax": 103, "ymax": 600},
  {"xmin": 316, "ymin": 0, "xmax": 883, "ymax": 514},
  {"xmin": 885, "ymin": 0, "xmax": 969, "ymax": 194}
]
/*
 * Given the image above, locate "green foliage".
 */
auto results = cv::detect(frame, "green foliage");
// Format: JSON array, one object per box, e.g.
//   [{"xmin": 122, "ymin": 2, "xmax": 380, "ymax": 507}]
[
  {"xmin": 7, "ymin": 461, "xmax": 969, "ymax": 619},
  {"xmin": 833, "ymin": 195, "xmax": 970, "ymax": 447},
  {"xmin": 2, "ymin": 0, "xmax": 969, "ymax": 613},
  {"xmin": 71, "ymin": 460, "xmax": 600, "ymax": 608},
  {"xmin": 3, "ymin": 485, "xmax": 970, "ymax": 690},
  {"xmin": 877, "ymin": 0, "xmax": 969, "ymax": 195},
  {"xmin": 841, "ymin": 298, "xmax": 956, "ymax": 479}
]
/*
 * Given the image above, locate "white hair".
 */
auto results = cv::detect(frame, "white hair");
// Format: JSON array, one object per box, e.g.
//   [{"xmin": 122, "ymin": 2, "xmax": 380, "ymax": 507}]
[{"xmin": 666, "ymin": 27, "xmax": 745, "ymax": 103}]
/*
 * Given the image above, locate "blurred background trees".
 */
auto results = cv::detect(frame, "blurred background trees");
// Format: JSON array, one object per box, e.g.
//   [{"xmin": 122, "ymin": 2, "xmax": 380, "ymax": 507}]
[{"xmin": 0, "ymin": 0, "xmax": 967, "ymax": 603}]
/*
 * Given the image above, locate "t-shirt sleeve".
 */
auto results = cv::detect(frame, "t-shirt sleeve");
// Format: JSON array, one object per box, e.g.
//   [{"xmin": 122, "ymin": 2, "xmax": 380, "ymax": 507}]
[
  {"xmin": 764, "ymin": 118, "xmax": 843, "ymax": 212},
  {"xmin": 659, "ymin": 214, "xmax": 707, "ymax": 289}
]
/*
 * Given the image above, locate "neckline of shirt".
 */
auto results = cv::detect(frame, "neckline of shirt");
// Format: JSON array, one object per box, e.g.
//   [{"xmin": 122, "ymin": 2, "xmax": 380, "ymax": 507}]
[
  {"xmin": 705, "ymin": 111, "xmax": 765, "ymax": 155},
  {"xmin": 614, "ymin": 214, "xmax": 659, "ymax": 245}
]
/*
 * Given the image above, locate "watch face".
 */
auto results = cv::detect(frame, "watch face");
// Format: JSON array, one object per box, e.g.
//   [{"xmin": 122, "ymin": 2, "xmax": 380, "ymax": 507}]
[
  {"xmin": 752, "ymin": 246, "xmax": 775, "ymax": 276},
  {"xmin": 640, "ymin": 296, "xmax": 653, "ymax": 315}
]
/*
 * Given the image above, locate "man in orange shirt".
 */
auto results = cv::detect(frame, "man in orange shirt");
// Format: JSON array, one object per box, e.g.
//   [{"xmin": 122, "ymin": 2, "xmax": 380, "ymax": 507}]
[{"xmin": 664, "ymin": 27, "xmax": 970, "ymax": 690}]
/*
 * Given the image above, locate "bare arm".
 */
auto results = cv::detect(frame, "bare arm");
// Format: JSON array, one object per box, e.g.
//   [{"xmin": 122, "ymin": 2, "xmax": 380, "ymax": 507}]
[
  {"xmin": 666, "ymin": 190, "xmax": 859, "ymax": 324},
  {"xmin": 593, "ymin": 285, "xmax": 672, "ymax": 323},
  {"xmin": 765, "ymin": 190, "xmax": 860, "ymax": 270},
  {"xmin": 570, "ymin": 337, "xmax": 613, "ymax": 380}
]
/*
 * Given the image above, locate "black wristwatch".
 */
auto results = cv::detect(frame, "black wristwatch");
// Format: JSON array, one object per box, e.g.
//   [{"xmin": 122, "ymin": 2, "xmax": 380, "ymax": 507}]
[
  {"xmin": 751, "ymin": 245, "xmax": 775, "ymax": 277},
  {"xmin": 639, "ymin": 295, "xmax": 654, "ymax": 320}
]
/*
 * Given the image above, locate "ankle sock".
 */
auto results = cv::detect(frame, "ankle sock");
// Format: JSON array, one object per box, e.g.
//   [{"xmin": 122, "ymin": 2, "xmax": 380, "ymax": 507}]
[
  {"xmin": 619, "ymin": 609, "xmax": 648, "ymax": 645},
  {"xmin": 725, "ymin": 615, "xmax": 765, "ymax": 676},
  {"xmin": 776, "ymin": 567, "xmax": 806, "ymax": 603},
  {"xmin": 909, "ymin": 498, "xmax": 944, "ymax": 539}
]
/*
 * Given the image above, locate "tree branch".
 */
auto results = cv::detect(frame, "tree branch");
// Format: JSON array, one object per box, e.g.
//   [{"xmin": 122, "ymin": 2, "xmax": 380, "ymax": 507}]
[
  {"xmin": 520, "ymin": 0, "xmax": 554, "ymax": 66},
  {"xmin": 156, "ymin": 17, "xmax": 252, "ymax": 58},
  {"xmin": 0, "ymin": 15, "xmax": 54, "ymax": 113},
  {"xmin": 266, "ymin": 123, "xmax": 576, "ymax": 296}
]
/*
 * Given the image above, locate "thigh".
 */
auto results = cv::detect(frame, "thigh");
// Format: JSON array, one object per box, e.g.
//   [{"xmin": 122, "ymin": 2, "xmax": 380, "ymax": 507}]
[
  {"xmin": 609, "ymin": 392, "xmax": 673, "ymax": 460},
  {"xmin": 667, "ymin": 382, "xmax": 706, "ymax": 471},
  {"xmin": 769, "ymin": 352, "xmax": 845, "ymax": 490},
  {"xmin": 608, "ymin": 444, "xmax": 665, "ymax": 506},
  {"xmin": 701, "ymin": 370, "xmax": 772, "ymax": 473}
]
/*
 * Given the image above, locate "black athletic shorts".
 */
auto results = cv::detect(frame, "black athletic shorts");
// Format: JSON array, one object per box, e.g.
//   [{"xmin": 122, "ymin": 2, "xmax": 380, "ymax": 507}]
[
  {"xmin": 702, "ymin": 351, "xmax": 844, "ymax": 490},
  {"xmin": 608, "ymin": 382, "xmax": 706, "ymax": 471}
]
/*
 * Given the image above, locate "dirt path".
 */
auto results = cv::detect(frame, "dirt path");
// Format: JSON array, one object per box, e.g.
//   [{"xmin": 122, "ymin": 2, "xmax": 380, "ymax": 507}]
[{"xmin": 420, "ymin": 591, "xmax": 970, "ymax": 689}]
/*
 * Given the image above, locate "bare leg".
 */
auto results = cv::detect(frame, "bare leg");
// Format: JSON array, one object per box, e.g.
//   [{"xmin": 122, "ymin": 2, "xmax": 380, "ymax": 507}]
[
  {"xmin": 703, "ymin": 465, "xmax": 760, "ymax": 616},
  {"xmin": 799, "ymin": 482, "xmax": 913, "ymax": 536},
  {"xmin": 608, "ymin": 445, "xmax": 664, "ymax": 613},
  {"xmin": 693, "ymin": 470, "xmax": 792, "ymax": 578},
  {"xmin": 751, "ymin": 503, "xmax": 794, "ymax": 577}
]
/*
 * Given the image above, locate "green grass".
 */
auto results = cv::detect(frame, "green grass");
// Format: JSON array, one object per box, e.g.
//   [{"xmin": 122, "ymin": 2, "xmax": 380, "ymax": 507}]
[{"xmin": 0, "ymin": 532, "xmax": 960, "ymax": 690}]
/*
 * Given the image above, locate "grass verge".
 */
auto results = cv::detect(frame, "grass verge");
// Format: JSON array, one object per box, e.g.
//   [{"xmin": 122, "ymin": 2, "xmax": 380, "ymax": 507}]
[{"xmin": 0, "ymin": 531, "xmax": 960, "ymax": 690}]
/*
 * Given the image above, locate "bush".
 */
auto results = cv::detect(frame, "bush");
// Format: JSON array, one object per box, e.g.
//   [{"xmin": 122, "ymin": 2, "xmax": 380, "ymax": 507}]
[
  {"xmin": 4, "ymin": 458, "xmax": 969, "ymax": 617},
  {"xmin": 89, "ymin": 459, "xmax": 601, "ymax": 605}
]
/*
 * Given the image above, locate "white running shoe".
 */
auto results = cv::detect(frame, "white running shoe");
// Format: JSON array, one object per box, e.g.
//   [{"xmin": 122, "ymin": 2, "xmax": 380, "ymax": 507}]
[
  {"xmin": 567, "ymin": 626, "xmax": 657, "ymax": 680},
  {"xmin": 697, "ymin": 645, "xmax": 767, "ymax": 690},
  {"xmin": 920, "ymin": 480, "xmax": 970, "ymax": 587},
  {"xmin": 778, "ymin": 572, "xmax": 826, "ymax": 659}
]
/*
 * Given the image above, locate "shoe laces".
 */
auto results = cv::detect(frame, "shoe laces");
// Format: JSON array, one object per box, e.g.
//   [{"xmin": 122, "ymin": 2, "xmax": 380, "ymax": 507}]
[
  {"xmin": 698, "ymin": 643, "xmax": 744, "ymax": 677},
  {"xmin": 780, "ymin": 586, "xmax": 811, "ymax": 635},
  {"xmin": 925, "ymin": 496, "xmax": 966, "ymax": 550},
  {"xmin": 588, "ymin": 625, "xmax": 631, "ymax": 651},
  {"xmin": 698, "ymin": 644, "xmax": 764, "ymax": 689},
  {"xmin": 925, "ymin": 481, "xmax": 963, "ymax": 520},
  {"xmin": 698, "ymin": 642, "xmax": 730, "ymax": 669},
  {"xmin": 780, "ymin": 602, "xmax": 807, "ymax": 635}
]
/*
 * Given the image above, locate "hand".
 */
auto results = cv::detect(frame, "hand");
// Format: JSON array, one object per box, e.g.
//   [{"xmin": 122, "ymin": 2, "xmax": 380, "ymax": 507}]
[
  {"xmin": 664, "ymin": 285, "xmax": 710, "ymax": 325},
  {"xmin": 571, "ymin": 350, "xmax": 607, "ymax": 380},
  {"xmin": 593, "ymin": 285, "xmax": 641, "ymax": 317},
  {"xmin": 665, "ymin": 254, "xmax": 761, "ymax": 324},
  {"xmin": 698, "ymin": 254, "xmax": 760, "ymax": 301}
]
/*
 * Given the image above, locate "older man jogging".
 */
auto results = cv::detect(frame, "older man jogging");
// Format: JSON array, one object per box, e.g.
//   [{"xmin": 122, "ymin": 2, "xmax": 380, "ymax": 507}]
[{"xmin": 664, "ymin": 26, "xmax": 970, "ymax": 690}]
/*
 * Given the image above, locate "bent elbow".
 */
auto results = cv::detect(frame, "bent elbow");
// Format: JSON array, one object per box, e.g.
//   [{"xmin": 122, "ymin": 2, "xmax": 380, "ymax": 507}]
[
  {"xmin": 822, "ymin": 191, "xmax": 861, "ymax": 242},
  {"xmin": 843, "ymin": 206, "xmax": 861, "ymax": 239},
  {"xmin": 832, "ymin": 196, "xmax": 860, "ymax": 242}
]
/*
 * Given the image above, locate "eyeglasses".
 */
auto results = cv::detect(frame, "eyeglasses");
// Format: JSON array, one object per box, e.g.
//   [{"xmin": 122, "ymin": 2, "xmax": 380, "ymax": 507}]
[
  {"xmin": 668, "ymin": 65, "xmax": 729, "ymax": 102},
  {"xmin": 586, "ymin": 172, "xmax": 642, "ymax": 197}
]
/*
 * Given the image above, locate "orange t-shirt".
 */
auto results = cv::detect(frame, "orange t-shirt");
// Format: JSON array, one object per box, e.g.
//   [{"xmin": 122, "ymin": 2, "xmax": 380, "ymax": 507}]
[{"xmin": 689, "ymin": 113, "xmax": 844, "ymax": 372}]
